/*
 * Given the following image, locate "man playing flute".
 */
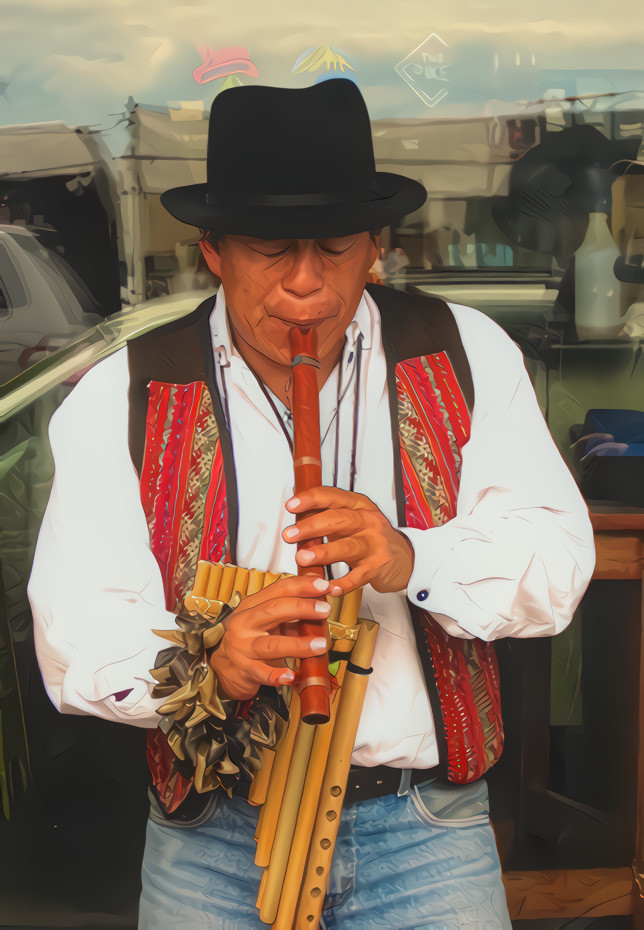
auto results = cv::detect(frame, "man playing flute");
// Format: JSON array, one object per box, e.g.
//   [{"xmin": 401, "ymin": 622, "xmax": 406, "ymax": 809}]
[{"xmin": 29, "ymin": 79, "xmax": 595, "ymax": 928}]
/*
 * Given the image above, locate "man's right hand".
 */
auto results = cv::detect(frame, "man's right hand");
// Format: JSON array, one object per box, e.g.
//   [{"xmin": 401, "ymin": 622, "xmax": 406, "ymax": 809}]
[{"xmin": 208, "ymin": 574, "xmax": 331, "ymax": 700}]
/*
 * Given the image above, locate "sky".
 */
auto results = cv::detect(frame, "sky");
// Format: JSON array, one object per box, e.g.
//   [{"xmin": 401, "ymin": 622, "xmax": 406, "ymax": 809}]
[{"xmin": 1, "ymin": 0, "xmax": 644, "ymax": 154}]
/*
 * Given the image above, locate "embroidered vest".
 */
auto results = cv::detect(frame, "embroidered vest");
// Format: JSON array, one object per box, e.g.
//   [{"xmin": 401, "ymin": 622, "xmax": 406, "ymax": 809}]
[{"xmin": 128, "ymin": 284, "xmax": 504, "ymax": 815}]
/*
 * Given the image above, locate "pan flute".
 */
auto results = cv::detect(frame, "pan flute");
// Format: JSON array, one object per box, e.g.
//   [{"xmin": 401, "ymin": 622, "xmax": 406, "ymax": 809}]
[{"xmin": 186, "ymin": 559, "xmax": 379, "ymax": 928}]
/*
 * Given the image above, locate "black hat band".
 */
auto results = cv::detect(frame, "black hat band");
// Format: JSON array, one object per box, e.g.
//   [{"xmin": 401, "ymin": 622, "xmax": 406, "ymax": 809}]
[{"xmin": 206, "ymin": 187, "xmax": 393, "ymax": 208}]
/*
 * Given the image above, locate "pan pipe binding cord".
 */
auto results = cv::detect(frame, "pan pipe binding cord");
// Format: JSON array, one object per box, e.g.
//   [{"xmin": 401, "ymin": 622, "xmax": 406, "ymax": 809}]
[{"xmin": 185, "ymin": 559, "xmax": 379, "ymax": 929}]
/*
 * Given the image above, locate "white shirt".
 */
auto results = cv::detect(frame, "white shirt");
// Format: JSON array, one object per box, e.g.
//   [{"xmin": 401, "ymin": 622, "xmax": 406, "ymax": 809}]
[{"xmin": 28, "ymin": 288, "xmax": 596, "ymax": 770}]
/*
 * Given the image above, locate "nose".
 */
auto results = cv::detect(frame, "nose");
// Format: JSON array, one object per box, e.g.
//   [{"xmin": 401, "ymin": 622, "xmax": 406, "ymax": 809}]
[{"xmin": 281, "ymin": 241, "xmax": 324, "ymax": 298}]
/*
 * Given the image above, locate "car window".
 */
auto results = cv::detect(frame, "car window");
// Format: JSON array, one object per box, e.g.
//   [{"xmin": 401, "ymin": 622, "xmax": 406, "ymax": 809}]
[
  {"xmin": 4, "ymin": 229, "xmax": 50, "ymax": 259},
  {"xmin": 0, "ymin": 241, "xmax": 28, "ymax": 310}
]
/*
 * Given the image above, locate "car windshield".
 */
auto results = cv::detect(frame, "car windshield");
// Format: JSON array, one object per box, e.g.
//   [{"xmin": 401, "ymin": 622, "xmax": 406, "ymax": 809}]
[
  {"xmin": 4, "ymin": 229, "xmax": 102, "ymax": 317},
  {"xmin": 0, "ymin": 240, "xmax": 28, "ymax": 309}
]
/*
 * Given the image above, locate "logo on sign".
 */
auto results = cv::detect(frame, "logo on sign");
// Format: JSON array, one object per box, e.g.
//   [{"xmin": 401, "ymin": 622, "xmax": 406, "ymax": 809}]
[{"xmin": 395, "ymin": 33, "xmax": 451, "ymax": 108}]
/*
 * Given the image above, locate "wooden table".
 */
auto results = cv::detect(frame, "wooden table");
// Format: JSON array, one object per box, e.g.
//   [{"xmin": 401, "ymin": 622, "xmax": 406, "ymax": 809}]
[
  {"xmin": 591, "ymin": 508, "xmax": 644, "ymax": 927},
  {"xmin": 502, "ymin": 507, "xmax": 644, "ymax": 922}
]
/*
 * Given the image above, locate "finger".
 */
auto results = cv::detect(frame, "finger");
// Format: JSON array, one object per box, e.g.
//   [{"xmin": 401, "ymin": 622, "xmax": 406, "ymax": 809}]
[
  {"xmin": 323, "ymin": 566, "xmax": 371, "ymax": 597},
  {"xmin": 253, "ymin": 633, "xmax": 328, "ymax": 661},
  {"xmin": 239, "ymin": 572, "xmax": 331, "ymax": 609},
  {"xmin": 295, "ymin": 536, "xmax": 366, "ymax": 570},
  {"xmin": 225, "ymin": 662, "xmax": 295, "ymax": 695},
  {"xmin": 282, "ymin": 508, "xmax": 363, "ymax": 544},
  {"xmin": 237, "ymin": 595, "xmax": 332, "ymax": 631},
  {"xmin": 286, "ymin": 487, "xmax": 373, "ymax": 514},
  {"xmin": 249, "ymin": 662, "xmax": 296, "ymax": 689}
]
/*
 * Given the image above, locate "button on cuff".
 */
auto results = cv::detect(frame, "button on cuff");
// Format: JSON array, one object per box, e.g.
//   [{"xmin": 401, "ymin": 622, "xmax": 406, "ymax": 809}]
[{"xmin": 416, "ymin": 589, "xmax": 429, "ymax": 602}]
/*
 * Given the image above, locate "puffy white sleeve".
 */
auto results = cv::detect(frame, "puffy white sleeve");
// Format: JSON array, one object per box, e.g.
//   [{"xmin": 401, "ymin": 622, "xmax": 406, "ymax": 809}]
[
  {"xmin": 28, "ymin": 348, "xmax": 178, "ymax": 727},
  {"xmin": 401, "ymin": 304, "xmax": 596, "ymax": 642}
]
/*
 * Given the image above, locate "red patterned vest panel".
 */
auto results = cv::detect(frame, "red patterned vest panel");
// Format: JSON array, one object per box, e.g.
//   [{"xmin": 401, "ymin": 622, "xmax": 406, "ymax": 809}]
[
  {"xmin": 140, "ymin": 350, "xmax": 503, "ymax": 812},
  {"xmin": 140, "ymin": 381, "xmax": 230, "ymax": 812},
  {"xmin": 395, "ymin": 353, "xmax": 503, "ymax": 783}
]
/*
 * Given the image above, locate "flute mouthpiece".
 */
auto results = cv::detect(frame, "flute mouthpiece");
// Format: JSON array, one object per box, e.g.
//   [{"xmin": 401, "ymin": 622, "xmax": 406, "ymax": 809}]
[{"xmin": 289, "ymin": 325, "xmax": 318, "ymax": 360}]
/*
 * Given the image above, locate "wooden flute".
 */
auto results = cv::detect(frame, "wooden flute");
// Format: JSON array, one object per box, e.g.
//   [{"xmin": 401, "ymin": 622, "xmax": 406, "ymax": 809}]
[{"xmin": 288, "ymin": 325, "xmax": 332, "ymax": 725}]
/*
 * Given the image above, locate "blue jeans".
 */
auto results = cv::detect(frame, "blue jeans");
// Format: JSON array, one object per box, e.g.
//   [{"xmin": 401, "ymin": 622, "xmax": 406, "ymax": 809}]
[{"xmin": 139, "ymin": 777, "xmax": 512, "ymax": 929}]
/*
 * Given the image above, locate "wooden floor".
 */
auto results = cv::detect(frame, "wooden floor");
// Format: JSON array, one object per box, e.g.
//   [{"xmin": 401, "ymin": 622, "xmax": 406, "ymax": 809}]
[
  {"xmin": 512, "ymin": 920, "xmax": 632, "ymax": 929},
  {"xmin": 503, "ymin": 868, "xmax": 634, "ymax": 921}
]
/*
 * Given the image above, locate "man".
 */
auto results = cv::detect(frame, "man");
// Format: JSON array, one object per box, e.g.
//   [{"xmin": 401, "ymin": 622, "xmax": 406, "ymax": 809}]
[{"xmin": 29, "ymin": 80, "xmax": 595, "ymax": 928}]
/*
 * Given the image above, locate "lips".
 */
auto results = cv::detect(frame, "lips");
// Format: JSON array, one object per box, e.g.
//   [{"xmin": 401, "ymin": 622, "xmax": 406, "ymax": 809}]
[
  {"xmin": 269, "ymin": 314, "xmax": 328, "ymax": 329},
  {"xmin": 264, "ymin": 298, "xmax": 342, "ymax": 329}
]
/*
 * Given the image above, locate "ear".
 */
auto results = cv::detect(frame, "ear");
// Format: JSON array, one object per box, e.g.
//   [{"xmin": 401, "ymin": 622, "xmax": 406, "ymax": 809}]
[
  {"xmin": 368, "ymin": 232, "xmax": 382, "ymax": 263},
  {"xmin": 199, "ymin": 237, "xmax": 223, "ymax": 277}
]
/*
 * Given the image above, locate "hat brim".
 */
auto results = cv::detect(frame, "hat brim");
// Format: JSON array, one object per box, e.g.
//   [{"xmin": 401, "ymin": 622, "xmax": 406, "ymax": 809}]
[{"xmin": 160, "ymin": 173, "xmax": 426, "ymax": 239}]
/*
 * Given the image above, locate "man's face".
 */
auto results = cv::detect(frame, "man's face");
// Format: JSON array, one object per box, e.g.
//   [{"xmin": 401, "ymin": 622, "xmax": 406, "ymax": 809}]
[{"xmin": 199, "ymin": 232, "xmax": 379, "ymax": 366}]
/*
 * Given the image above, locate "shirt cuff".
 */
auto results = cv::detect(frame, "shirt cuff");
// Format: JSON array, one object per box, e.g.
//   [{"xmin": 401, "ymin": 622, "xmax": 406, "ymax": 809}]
[
  {"xmin": 398, "ymin": 523, "xmax": 588, "ymax": 642},
  {"xmin": 401, "ymin": 526, "xmax": 479, "ymax": 640},
  {"xmin": 55, "ymin": 607, "xmax": 180, "ymax": 728}
]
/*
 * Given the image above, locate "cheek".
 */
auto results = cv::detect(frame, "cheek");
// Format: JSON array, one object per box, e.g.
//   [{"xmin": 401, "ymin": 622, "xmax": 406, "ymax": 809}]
[
  {"xmin": 223, "ymin": 264, "xmax": 271, "ymax": 316},
  {"xmin": 327, "ymin": 259, "xmax": 372, "ymax": 302}
]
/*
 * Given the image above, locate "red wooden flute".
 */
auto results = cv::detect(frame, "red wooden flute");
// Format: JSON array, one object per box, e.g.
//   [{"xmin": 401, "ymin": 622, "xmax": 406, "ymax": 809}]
[{"xmin": 288, "ymin": 325, "xmax": 332, "ymax": 724}]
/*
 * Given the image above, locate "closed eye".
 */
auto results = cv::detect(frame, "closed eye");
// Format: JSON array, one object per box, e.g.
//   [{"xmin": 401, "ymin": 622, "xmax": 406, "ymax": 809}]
[
  {"xmin": 318, "ymin": 236, "xmax": 359, "ymax": 255},
  {"xmin": 251, "ymin": 245, "xmax": 292, "ymax": 257}
]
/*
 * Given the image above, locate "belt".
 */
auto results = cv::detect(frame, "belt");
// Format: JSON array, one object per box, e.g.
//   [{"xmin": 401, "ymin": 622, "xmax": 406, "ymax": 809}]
[{"xmin": 343, "ymin": 765, "xmax": 433, "ymax": 805}]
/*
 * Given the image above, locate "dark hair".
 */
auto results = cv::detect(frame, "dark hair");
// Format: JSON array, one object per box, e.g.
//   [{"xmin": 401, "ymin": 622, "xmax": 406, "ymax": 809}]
[{"xmin": 201, "ymin": 229, "xmax": 224, "ymax": 252}]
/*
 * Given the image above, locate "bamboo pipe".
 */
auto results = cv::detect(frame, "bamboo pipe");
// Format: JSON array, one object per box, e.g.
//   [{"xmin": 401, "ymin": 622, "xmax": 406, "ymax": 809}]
[
  {"xmin": 258, "ymin": 720, "xmax": 317, "ymax": 924},
  {"xmin": 255, "ymin": 691, "xmax": 302, "ymax": 858},
  {"xmin": 192, "ymin": 560, "xmax": 212, "ymax": 596},
  {"xmin": 246, "ymin": 569, "xmax": 266, "ymax": 597},
  {"xmin": 231, "ymin": 566, "xmax": 249, "ymax": 600},
  {"xmin": 271, "ymin": 667, "xmax": 346, "ymax": 930},
  {"xmin": 205, "ymin": 561, "xmax": 223, "ymax": 598},
  {"xmin": 253, "ymin": 591, "xmax": 351, "ymax": 853},
  {"xmin": 294, "ymin": 618, "xmax": 379, "ymax": 928},
  {"xmin": 271, "ymin": 592, "xmax": 363, "ymax": 925},
  {"xmin": 247, "ymin": 570, "xmax": 292, "ymax": 809},
  {"xmin": 217, "ymin": 564, "xmax": 237, "ymax": 603},
  {"xmin": 248, "ymin": 748, "xmax": 276, "ymax": 808}
]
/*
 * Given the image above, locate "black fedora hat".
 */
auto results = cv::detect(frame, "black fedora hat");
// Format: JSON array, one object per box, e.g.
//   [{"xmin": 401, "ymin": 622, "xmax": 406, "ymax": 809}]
[{"xmin": 161, "ymin": 79, "xmax": 427, "ymax": 239}]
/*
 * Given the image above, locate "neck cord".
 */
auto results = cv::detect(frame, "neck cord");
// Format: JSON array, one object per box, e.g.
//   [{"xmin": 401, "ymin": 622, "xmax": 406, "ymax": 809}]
[
  {"xmin": 253, "ymin": 374, "xmax": 294, "ymax": 453},
  {"xmin": 217, "ymin": 353, "xmax": 233, "ymax": 435},
  {"xmin": 331, "ymin": 334, "xmax": 363, "ymax": 493},
  {"xmin": 219, "ymin": 336, "xmax": 363, "ymax": 490}
]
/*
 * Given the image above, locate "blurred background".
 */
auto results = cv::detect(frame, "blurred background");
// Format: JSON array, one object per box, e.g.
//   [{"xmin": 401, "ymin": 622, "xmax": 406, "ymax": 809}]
[{"xmin": 1, "ymin": 2, "xmax": 644, "ymax": 927}]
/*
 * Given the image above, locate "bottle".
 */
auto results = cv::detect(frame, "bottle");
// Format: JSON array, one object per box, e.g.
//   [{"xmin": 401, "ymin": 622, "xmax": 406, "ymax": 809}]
[{"xmin": 575, "ymin": 211, "xmax": 623, "ymax": 340}]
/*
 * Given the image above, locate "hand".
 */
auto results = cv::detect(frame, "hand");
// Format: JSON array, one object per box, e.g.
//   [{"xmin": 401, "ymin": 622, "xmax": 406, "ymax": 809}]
[
  {"xmin": 208, "ymin": 574, "xmax": 331, "ymax": 700},
  {"xmin": 282, "ymin": 487, "xmax": 415, "ymax": 596}
]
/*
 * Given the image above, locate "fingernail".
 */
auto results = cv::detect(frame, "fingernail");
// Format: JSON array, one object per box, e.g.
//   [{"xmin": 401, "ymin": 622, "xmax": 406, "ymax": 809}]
[
  {"xmin": 286, "ymin": 497, "xmax": 300, "ymax": 510},
  {"xmin": 313, "ymin": 578, "xmax": 330, "ymax": 592},
  {"xmin": 283, "ymin": 526, "xmax": 299, "ymax": 540},
  {"xmin": 310, "ymin": 637, "xmax": 327, "ymax": 652},
  {"xmin": 330, "ymin": 585, "xmax": 342, "ymax": 596},
  {"xmin": 280, "ymin": 670, "xmax": 295, "ymax": 684},
  {"xmin": 298, "ymin": 549, "xmax": 315, "ymax": 564},
  {"xmin": 315, "ymin": 600, "xmax": 331, "ymax": 614}
]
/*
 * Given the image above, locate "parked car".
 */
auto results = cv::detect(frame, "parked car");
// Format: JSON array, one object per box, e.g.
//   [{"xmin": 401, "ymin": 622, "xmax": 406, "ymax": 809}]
[{"xmin": 0, "ymin": 225, "xmax": 103, "ymax": 384}]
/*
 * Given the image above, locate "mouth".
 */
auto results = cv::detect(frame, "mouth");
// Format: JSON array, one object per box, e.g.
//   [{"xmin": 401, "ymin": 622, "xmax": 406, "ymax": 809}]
[
  {"xmin": 269, "ymin": 315, "xmax": 328, "ymax": 331},
  {"xmin": 264, "ymin": 290, "xmax": 342, "ymax": 331},
  {"xmin": 265, "ymin": 303, "xmax": 342, "ymax": 332}
]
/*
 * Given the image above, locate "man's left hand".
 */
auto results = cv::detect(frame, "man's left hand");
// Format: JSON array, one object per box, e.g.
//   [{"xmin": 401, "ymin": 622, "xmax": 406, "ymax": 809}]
[{"xmin": 283, "ymin": 487, "xmax": 415, "ymax": 595}]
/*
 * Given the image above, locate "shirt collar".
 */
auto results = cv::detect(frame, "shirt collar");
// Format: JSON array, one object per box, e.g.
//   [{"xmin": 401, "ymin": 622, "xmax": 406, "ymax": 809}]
[{"xmin": 209, "ymin": 285, "xmax": 372, "ymax": 368}]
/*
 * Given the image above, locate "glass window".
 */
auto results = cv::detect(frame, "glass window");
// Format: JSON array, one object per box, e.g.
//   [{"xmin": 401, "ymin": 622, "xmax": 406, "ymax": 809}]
[{"xmin": 0, "ymin": 241, "xmax": 28, "ymax": 310}]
